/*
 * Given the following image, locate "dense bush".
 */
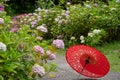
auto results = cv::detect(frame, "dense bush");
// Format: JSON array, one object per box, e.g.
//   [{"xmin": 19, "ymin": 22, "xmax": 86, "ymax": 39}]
[
  {"xmin": 15, "ymin": 1, "xmax": 120, "ymax": 47},
  {"xmin": 0, "ymin": 11, "xmax": 64, "ymax": 80},
  {"xmin": 52, "ymin": 1, "xmax": 120, "ymax": 46}
]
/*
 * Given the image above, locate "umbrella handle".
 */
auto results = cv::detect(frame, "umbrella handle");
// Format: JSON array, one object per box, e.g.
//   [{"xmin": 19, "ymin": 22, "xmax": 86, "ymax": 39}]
[{"xmin": 80, "ymin": 57, "xmax": 90, "ymax": 73}]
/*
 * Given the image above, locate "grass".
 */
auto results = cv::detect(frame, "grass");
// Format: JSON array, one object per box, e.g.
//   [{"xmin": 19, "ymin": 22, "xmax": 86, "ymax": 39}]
[
  {"xmin": 96, "ymin": 41, "xmax": 120, "ymax": 72},
  {"xmin": 57, "ymin": 40, "xmax": 120, "ymax": 73}
]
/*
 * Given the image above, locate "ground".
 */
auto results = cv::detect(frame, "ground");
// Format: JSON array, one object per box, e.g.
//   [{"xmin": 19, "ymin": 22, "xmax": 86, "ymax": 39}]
[{"xmin": 43, "ymin": 55, "xmax": 120, "ymax": 80}]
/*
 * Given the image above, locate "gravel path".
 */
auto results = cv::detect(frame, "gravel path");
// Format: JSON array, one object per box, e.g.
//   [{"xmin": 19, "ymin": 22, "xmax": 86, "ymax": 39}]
[{"xmin": 42, "ymin": 55, "xmax": 120, "ymax": 80}]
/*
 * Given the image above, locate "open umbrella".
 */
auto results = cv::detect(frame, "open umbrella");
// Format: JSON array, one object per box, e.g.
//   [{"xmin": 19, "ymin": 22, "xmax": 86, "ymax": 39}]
[{"xmin": 66, "ymin": 45, "xmax": 110, "ymax": 78}]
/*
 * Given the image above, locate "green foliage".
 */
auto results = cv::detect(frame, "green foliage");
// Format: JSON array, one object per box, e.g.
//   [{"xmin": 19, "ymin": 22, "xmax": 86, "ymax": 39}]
[
  {"xmin": 36, "ymin": 0, "xmax": 54, "ymax": 9},
  {"xmin": 5, "ymin": 0, "xmax": 36, "ymax": 16},
  {"xmin": 17, "ymin": 1, "xmax": 120, "ymax": 47},
  {"xmin": 50, "ymin": 1, "xmax": 120, "ymax": 46},
  {"xmin": 0, "ymin": 11, "xmax": 58, "ymax": 80},
  {"xmin": 83, "ymin": 29, "xmax": 107, "ymax": 46}
]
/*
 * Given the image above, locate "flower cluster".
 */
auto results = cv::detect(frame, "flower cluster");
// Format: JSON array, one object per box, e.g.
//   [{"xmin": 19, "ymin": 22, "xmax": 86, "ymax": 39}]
[
  {"xmin": 66, "ymin": 2, "xmax": 71, "ymax": 5},
  {"xmin": 36, "ymin": 24, "xmax": 48, "ymax": 33},
  {"xmin": 68, "ymin": 36, "xmax": 77, "ymax": 46},
  {"xmin": 70, "ymin": 36, "xmax": 75, "ymax": 40},
  {"xmin": 46, "ymin": 50, "xmax": 56, "ymax": 60},
  {"xmin": 0, "ymin": 18, "xmax": 4, "ymax": 24},
  {"xmin": 17, "ymin": 13, "xmax": 41, "ymax": 26},
  {"xmin": 88, "ymin": 29, "xmax": 101, "ymax": 37},
  {"xmin": 54, "ymin": 10, "xmax": 70, "ymax": 25},
  {"xmin": 80, "ymin": 35, "xmax": 85, "ymax": 43},
  {"xmin": 0, "ymin": 42, "xmax": 7, "ymax": 51},
  {"xmin": 0, "ymin": 5, "xmax": 4, "ymax": 12},
  {"xmin": 32, "ymin": 64, "xmax": 45, "ymax": 76},
  {"xmin": 52, "ymin": 39, "xmax": 64, "ymax": 49},
  {"xmin": 32, "ymin": 44, "xmax": 56, "ymax": 78},
  {"xmin": 79, "ymin": 29, "xmax": 106, "ymax": 46},
  {"xmin": 33, "ymin": 45, "xmax": 44, "ymax": 54}
]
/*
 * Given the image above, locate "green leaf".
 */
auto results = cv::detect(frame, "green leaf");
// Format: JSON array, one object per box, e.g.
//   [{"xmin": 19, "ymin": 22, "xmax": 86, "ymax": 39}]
[
  {"xmin": 0, "ymin": 60, "xmax": 4, "ymax": 63},
  {"xmin": 4, "ymin": 62, "xmax": 20, "ymax": 73},
  {"xmin": 49, "ymin": 62, "xmax": 57, "ymax": 72},
  {"xmin": 0, "ymin": 75, "xmax": 4, "ymax": 80}
]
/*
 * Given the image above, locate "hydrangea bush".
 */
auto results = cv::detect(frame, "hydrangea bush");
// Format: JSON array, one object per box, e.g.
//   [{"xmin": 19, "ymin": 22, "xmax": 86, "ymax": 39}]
[
  {"xmin": 14, "ymin": 1, "xmax": 120, "ymax": 47},
  {"xmin": 80, "ymin": 29, "xmax": 107, "ymax": 46},
  {"xmin": 0, "ymin": 11, "xmax": 65, "ymax": 80}
]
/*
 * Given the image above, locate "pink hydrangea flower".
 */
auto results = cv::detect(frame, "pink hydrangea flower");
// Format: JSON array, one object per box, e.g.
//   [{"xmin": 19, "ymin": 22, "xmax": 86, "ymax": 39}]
[
  {"xmin": 66, "ymin": 2, "xmax": 71, "ymax": 5},
  {"xmin": 33, "ymin": 45, "xmax": 44, "ymax": 54},
  {"xmin": 52, "ymin": 39, "xmax": 64, "ymax": 49},
  {"xmin": 57, "ymin": 35, "xmax": 62, "ymax": 39},
  {"xmin": 31, "ymin": 21, "xmax": 36, "ymax": 28},
  {"xmin": 32, "ymin": 64, "xmax": 45, "ymax": 76},
  {"xmin": 0, "ymin": 42, "xmax": 7, "ymax": 51},
  {"xmin": 58, "ymin": 20, "xmax": 63, "ymax": 24},
  {"xmin": 0, "ymin": 5, "xmax": 4, "ymax": 12},
  {"xmin": 48, "ymin": 54, "xmax": 56, "ymax": 60},
  {"xmin": 11, "ymin": 27, "xmax": 18, "ymax": 32}
]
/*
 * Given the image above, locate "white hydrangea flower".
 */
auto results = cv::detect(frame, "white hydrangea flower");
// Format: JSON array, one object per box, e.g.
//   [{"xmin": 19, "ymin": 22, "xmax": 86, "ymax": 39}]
[
  {"xmin": 85, "ymin": 4, "xmax": 92, "ymax": 8},
  {"xmin": 80, "ymin": 35, "xmax": 84, "ymax": 40},
  {"xmin": 46, "ymin": 50, "xmax": 51, "ymax": 55},
  {"xmin": 61, "ymin": 13, "xmax": 67, "ymax": 17},
  {"xmin": 0, "ymin": 42, "xmax": 7, "ymax": 51},
  {"xmin": 32, "ymin": 64, "xmax": 45, "ymax": 76},
  {"xmin": 71, "ymin": 36, "xmax": 75, "ymax": 40},
  {"xmin": 93, "ymin": 29, "xmax": 101, "ymax": 34},
  {"xmin": 103, "ymin": 5, "xmax": 107, "ymax": 8},
  {"xmin": 36, "ymin": 7, "xmax": 41, "ymax": 11},
  {"xmin": 33, "ymin": 13, "xmax": 38, "ymax": 16},
  {"xmin": 36, "ymin": 24, "xmax": 48, "ymax": 33},
  {"xmin": 24, "ymin": 19, "xmax": 27, "ymax": 21},
  {"xmin": 81, "ymin": 40, "xmax": 85, "ymax": 43},
  {"xmin": 65, "ymin": 11, "xmax": 70, "ymax": 15},
  {"xmin": 28, "ymin": 19, "xmax": 32, "ymax": 22},
  {"xmin": 88, "ymin": 32, "xmax": 94, "ymax": 37},
  {"xmin": 57, "ymin": 16, "xmax": 62, "ymax": 19},
  {"xmin": 20, "ymin": 20, "xmax": 23, "ymax": 23},
  {"xmin": 36, "ymin": 36, "xmax": 43, "ymax": 41},
  {"xmin": 0, "ymin": 18, "xmax": 4, "ymax": 24},
  {"xmin": 110, "ymin": 8, "xmax": 117, "ymax": 11},
  {"xmin": 45, "ymin": 10, "xmax": 49, "ymax": 14},
  {"xmin": 55, "ymin": 18, "xmax": 59, "ymax": 22}
]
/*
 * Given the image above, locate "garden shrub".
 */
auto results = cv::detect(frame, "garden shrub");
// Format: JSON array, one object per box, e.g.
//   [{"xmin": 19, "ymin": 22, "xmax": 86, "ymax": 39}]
[
  {"xmin": 51, "ymin": 1, "xmax": 120, "ymax": 46},
  {"xmin": 14, "ymin": 1, "xmax": 120, "ymax": 47},
  {"xmin": 0, "ymin": 11, "xmax": 63, "ymax": 80}
]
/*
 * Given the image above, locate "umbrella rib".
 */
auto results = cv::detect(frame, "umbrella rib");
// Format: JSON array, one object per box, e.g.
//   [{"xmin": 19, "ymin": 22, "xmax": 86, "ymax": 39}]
[{"xmin": 80, "ymin": 57, "xmax": 90, "ymax": 73}]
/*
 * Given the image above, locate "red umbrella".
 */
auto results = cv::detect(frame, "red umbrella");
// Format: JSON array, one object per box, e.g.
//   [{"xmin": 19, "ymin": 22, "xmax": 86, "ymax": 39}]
[{"xmin": 66, "ymin": 45, "xmax": 110, "ymax": 78}]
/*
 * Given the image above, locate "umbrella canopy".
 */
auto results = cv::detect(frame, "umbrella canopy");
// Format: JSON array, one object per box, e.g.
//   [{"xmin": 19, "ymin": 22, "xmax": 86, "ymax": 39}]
[{"xmin": 66, "ymin": 45, "xmax": 110, "ymax": 78}]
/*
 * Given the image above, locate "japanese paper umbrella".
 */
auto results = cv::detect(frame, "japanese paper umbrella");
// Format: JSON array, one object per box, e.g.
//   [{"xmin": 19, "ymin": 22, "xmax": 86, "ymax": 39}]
[{"xmin": 66, "ymin": 45, "xmax": 110, "ymax": 78}]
